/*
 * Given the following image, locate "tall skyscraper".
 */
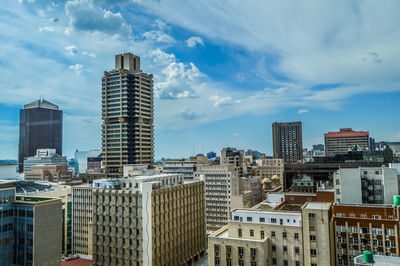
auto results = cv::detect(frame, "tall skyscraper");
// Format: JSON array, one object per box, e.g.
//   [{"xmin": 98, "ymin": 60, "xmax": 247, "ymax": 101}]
[
  {"xmin": 272, "ymin": 121, "xmax": 303, "ymax": 162},
  {"xmin": 102, "ymin": 53, "xmax": 154, "ymax": 178},
  {"xmin": 18, "ymin": 99, "xmax": 63, "ymax": 172}
]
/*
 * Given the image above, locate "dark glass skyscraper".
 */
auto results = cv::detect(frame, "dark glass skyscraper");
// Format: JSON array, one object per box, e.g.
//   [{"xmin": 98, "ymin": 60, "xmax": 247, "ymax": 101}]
[
  {"xmin": 102, "ymin": 53, "xmax": 154, "ymax": 178},
  {"xmin": 18, "ymin": 99, "xmax": 63, "ymax": 172}
]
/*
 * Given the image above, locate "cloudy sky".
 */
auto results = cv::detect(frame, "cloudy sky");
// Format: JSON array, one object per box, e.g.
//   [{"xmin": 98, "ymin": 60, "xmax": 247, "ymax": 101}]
[{"xmin": 1, "ymin": 0, "xmax": 400, "ymax": 160}]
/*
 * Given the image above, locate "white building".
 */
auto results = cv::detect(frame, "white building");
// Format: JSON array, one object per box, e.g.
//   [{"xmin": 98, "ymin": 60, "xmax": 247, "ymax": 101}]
[
  {"xmin": 333, "ymin": 166, "xmax": 399, "ymax": 204},
  {"xmin": 0, "ymin": 162, "xmax": 24, "ymax": 180}
]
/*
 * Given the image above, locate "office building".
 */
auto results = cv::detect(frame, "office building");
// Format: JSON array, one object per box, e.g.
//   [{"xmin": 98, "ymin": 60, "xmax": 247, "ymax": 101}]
[
  {"xmin": 332, "ymin": 203, "xmax": 400, "ymax": 265},
  {"xmin": 18, "ymin": 98, "xmax": 62, "ymax": 173},
  {"xmin": 0, "ymin": 181, "xmax": 62, "ymax": 265},
  {"xmin": 195, "ymin": 165, "xmax": 240, "ymax": 232},
  {"xmin": 208, "ymin": 201, "xmax": 332, "ymax": 266},
  {"xmin": 333, "ymin": 166, "xmax": 398, "ymax": 204},
  {"xmin": 220, "ymin": 147, "xmax": 247, "ymax": 176},
  {"xmin": 25, "ymin": 164, "xmax": 73, "ymax": 182},
  {"xmin": 72, "ymin": 185, "xmax": 94, "ymax": 256},
  {"xmin": 92, "ymin": 174, "xmax": 206, "ymax": 265},
  {"xmin": 255, "ymin": 158, "xmax": 284, "ymax": 184},
  {"xmin": 162, "ymin": 156, "xmax": 210, "ymax": 180},
  {"xmin": 325, "ymin": 128, "xmax": 369, "ymax": 156},
  {"xmin": 272, "ymin": 122, "xmax": 303, "ymax": 163},
  {"xmin": 23, "ymin": 148, "xmax": 67, "ymax": 173},
  {"xmin": 102, "ymin": 52, "xmax": 154, "ymax": 178}
]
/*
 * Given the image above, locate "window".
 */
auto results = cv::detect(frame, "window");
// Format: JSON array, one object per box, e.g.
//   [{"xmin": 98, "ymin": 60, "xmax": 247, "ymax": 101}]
[
  {"xmin": 259, "ymin": 217, "xmax": 265, "ymax": 222},
  {"xmin": 214, "ymin": 245, "xmax": 220, "ymax": 253},
  {"xmin": 272, "ymin": 245, "xmax": 276, "ymax": 251},
  {"xmin": 311, "ymin": 249, "xmax": 317, "ymax": 256},
  {"xmin": 310, "ymin": 235, "xmax": 316, "ymax": 241},
  {"xmin": 283, "ymin": 246, "xmax": 288, "ymax": 252},
  {"xmin": 336, "ymin": 189, "xmax": 341, "ymax": 195},
  {"xmin": 296, "ymin": 261, "xmax": 300, "ymax": 266},
  {"xmin": 309, "ymin": 213, "xmax": 315, "ymax": 219},
  {"xmin": 234, "ymin": 216, "xmax": 239, "ymax": 221},
  {"xmin": 294, "ymin": 233, "xmax": 299, "ymax": 239},
  {"xmin": 271, "ymin": 231, "xmax": 275, "ymax": 237},
  {"xmin": 251, "ymin": 248, "xmax": 257, "ymax": 256},
  {"xmin": 336, "ymin": 213, "xmax": 345, "ymax": 218},
  {"xmin": 360, "ymin": 214, "xmax": 367, "ymax": 218},
  {"xmin": 372, "ymin": 215, "xmax": 381, "ymax": 220},
  {"xmin": 283, "ymin": 232, "xmax": 287, "ymax": 238},
  {"xmin": 238, "ymin": 247, "xmax": 244, "ymax": 255},
  {"xmin": 238, "ymin": 229, "xmax": 242, "ymax": 237},
  {"xmin": 251, "ymin": 263, "xmax": 257, "ymax": 266},
  {"xmin": 349, "ymin": 213, "xmax": 356, "ymax": 218},
  {"xmin": 295, "ymin": 247, "xmax": 300, "ymax": 254},
  {"xmin": 284, "ymin": 260, "xmax": 288, "ymax": 266},
  {"xmin": 239, "ymin": 261, "xmax": 244, "ymax": 266},
  {"xmin": 226, "ymin": 246, "xmax": 232, "ymax": 254},
  {"xmin": 250, "ymin": 230, "xmax": 254, "ymax": 236},
  {"xmin": 311, "ymin": 264, "xmax": 317, "ymax": 266},
  {"xmin": 271, "ymin": 218, "xmax": 277, "ymax": 223},
  {"xmin": 226, "ymin": 259, "xmax": 232, "ymax": 266},
  {"xmin": 247, "ymin": 217, "xmax": 253, "ymax": 222},
  {"xmin": 335, "ymin": 179, "xmax": 340, "ymax": 185},
  {"xmin": 215, "ymin": 258, "xmax": 220, "ymax": 265},
  {"xmin": 261, "ymin": 230, "xmax": 265, "ymax": 239},
  {"xmin": 272, "ymin": 258, "xmax": 277, "ymax": 265}
]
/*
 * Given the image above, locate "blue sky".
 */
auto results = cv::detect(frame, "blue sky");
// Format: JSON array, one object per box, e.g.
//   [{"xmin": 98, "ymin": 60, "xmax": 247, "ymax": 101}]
[{"xmin": 1, "ymin": 0, "xmax": 400, "ymax": 160}]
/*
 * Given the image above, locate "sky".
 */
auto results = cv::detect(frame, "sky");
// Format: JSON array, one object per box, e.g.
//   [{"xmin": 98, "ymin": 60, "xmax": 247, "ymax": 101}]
[{"xmin": 1, "ymin": 0, "xmax": 400, "ymax": 160}]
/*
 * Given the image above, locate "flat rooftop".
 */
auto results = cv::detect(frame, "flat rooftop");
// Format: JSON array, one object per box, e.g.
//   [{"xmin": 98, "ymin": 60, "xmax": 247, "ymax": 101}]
[{"xmin": 304, "ymin": 202, "xmax": 331, "ymax": 210}]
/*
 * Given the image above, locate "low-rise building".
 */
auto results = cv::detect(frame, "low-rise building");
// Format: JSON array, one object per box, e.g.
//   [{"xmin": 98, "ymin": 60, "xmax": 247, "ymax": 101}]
[
  {"xmin": 25, "ymin": 164, "xmax": 73, "ymax": 182},
  {"xmin": 255, "ymin": 158, "xmax": 284, "ymax": 185},
  {"xmin": 23, "ymin": 148, "xmax": 67, "ymax": 173}
]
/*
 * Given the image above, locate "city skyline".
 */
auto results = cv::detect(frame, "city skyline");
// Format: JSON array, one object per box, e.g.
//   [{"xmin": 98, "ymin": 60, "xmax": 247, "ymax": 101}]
[{"xmin": 1, "ymin": 1, "xmax": 400, "ymax": 160}]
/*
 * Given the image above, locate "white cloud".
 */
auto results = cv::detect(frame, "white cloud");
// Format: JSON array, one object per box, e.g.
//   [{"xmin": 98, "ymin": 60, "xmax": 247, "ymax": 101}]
[
  {"xmin": 179, "ymin": 107, "xmax": 203, "ymax": 120},
  {"xmin": 209, "ymin": 95, "xmax": 241, "ymax": 107},
  {"xmin": 65, "ymin": 0, "xmax": 132, "ymax": 37},
  {"xmin": 150, "ymin": 48, "xmax": 176, "ymax": 65},
  {"xmin": 68, "ymin": 64, "xmax": 83, "ymax": 74},
  {"xmin": 65, "ymin": 45, "xmax": 78, "ymax": 55},
  {"xmin": 143, "ymin": 30, "xmax": 175, "ymax": 43},
  {"xmin": 186, "ymin": 36, "xmax": 204, "ymax": 48},
  {"xmin": 81, "ymin": 51, "xmax": 96, "ymax": 57},
  {"xmin": 298, "ymin": 109, "xmax": 309, "ymax": 114},
  {"xmin": 39, "ymin": 26, "xmax": 55, "ymax": 32}
]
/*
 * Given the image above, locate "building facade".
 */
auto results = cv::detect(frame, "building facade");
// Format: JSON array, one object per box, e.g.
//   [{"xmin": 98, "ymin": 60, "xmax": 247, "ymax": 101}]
[
  {"xmin": 333, "ymin": 166, "xmax": 399, "ymax": 204},
  {"xmin": 92, "ymin": 175, "xmax": 206, "ymax": 266},
  {"xmin": 255, "ymin": 158, "xmax": 284, "ymax": 183},
  {"xmin": 0, "ymin": 181, "xmax": 62, "ymax": 265},
  {"xmin": 325, "ymin": 128, "xmax": 369, "ymax": 156},
  {"xmin": 196, "ymin": 165, "xmax": 240, "ymax": 232},
  {"xmin": 272, "ymin": 122, "xmax": 303, "ymax": 163},
  {"xmin": 102, "ymin": 53, "xmax": 154, "ymax": 178},
  {"xmin": 220, "ymin": 148, "xmax": 247, "ymax": 176},
  {"xmin": 18, "ymin": 99, "xmax": 62, "ymax": 173},
  {"xmin": 23, "ymin": 148, "xmax": 67, "ymax": 173},
  {"xmin": 332, "ymin": 203, "xmax": 400, "ymax": 266}
]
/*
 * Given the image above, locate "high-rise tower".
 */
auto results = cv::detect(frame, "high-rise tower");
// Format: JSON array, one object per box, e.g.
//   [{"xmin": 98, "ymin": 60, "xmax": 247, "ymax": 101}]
[
  {"xmin": 102, "ymin": 53, "xmax": 154, "ymax": 177},
  {"xmin": 18, "ymin": 99, "xmax": 63, "ymax": 172},
  {"xmin": 272, "ymin": 121, "xmax": 303, "ymax": 163}
]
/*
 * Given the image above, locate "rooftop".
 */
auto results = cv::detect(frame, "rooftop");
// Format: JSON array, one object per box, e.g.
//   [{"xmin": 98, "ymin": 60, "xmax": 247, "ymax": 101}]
[
  {"xmin": 303, "ymin": 202, "xmax": 331, "ymax": 210},
  {"xmin": 15, "ymin": 195, "xmax": 60, "ymax": 204},
  {"xmin": 24, "ymin": 98, "xmax": 59, "ymax": 110}
]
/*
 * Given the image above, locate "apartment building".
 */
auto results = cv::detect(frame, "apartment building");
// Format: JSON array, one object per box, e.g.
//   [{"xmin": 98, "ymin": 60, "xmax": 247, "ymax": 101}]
[
  {"xmin": 92, "ymin": 174, "xmax": 206, "ymax": 266},
  {"xmin": 325, "ymin": 128, "xmax": 369, "ymax": 156},
  {"xmin": 102, "ymin": 53, "xmax": 154, "ymax": 178},
  {"xmin": 272, "ymin": 122, "xmax": 303, "ymax": 163},
  {"xmin": 332, "ymin": 203, "xmax": 400, "ymax": 266},
  {"xmin": 0, "ymin": 181, "xmax": 62, "ymax": 265},
  {"xmin": 195, "ymin": 165, "xmax": 240, "ymax": 232},
  {"xmin": 208, "ymin": 201, "xmax": 332, "ymax": 266},
  {"xmin": 333, "ymin": 166, "xmax": 399, "ymax": 204},
  {"xmin": 72, "ymin": 185, "xmax": 94, "ymax": 256}
]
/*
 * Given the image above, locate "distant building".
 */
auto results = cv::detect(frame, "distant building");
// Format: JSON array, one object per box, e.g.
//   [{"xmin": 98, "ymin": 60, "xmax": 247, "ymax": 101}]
[
  {"xmin": 25, "ymin": 164, "xmax": 73, "ymax": 182},
  {"xmin": 0, "ymin": 181, "xmax": 62, "ymax": 265},
  {"xmin": 313, "ymin": 144, "xmax": 324, "ymax": 152},
  {"xmin": 324, "ymin": 128, "xmax": 369, "ymax": 156},
  {"xmin": 332, "ymin": 203, "xmax": 400, "ymax": 264},
  {"xmin": 207, "ymin": 151, "xmax": 217, "ymax": 159},
  {"xmin": 333, "ymin": 166, "xmax": 398, "ymax": 204},
  {"xmin": 220, "ymin": 147, "xmax": 247, "ymax": 176},
  {"xmin": 92, "ymin": 174, "xmax": 206, "ymax": 265},
  {"xmin": 74, "ymin": 150, "xmax": 101, "ymax": 174},
  {"xmin": 23, "ymin": 148, "xmax": 67, "ymax": 173},
  {"xmin": 18, "ymin": 98, "xmax": 62, "ymax": 173},
  {"xmin": 0, "ymin": 160, "xmax": 24, "ymax": 180},
  {"xmin": 162, "ymin": 156, "xmax": 210, "ymax": 180},
  {"xmin": 291, "ymin": 175, "xmax": 315, "ymax": 193},
  {"xmin": 369, "ymin": 137, "xmax": 376, "ymax": 151},
  {"xmin": 102, "ymin": 53, "xmax": 154, "ymax": 178},
  {"xmin": 272, "ymin": 122, "xmax": 303, "ymax": 163},
  {"xmin": 255, "ymin": 158, "xmax": 284, "ymax": 185}
]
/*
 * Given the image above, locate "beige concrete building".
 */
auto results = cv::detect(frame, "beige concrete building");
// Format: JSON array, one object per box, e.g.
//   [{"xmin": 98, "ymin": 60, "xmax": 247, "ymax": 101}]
[
  {"xmin": 72, "ymin": 185, "xmax": 94, "ymax": 256},
  {"xmin": 221, "ymin": 147, "xmax": 247, "ymax": 176},
  {"xmin": 256, "ymin": 158, "xmax": 284, "ymax": 184},
  {"xmin": 102, "ymin": 53, "xmax": 154, "ymax": 178},
  {"xmin": 195, "ymin": 165, "xmax": 240, "ymax": 232},
  {"xmin": 25, "ymin": 164, "xmax": 73, "ymax": 182},
  {"xmin": 92, "ymin": 174, "xmax": 206, "ymax": 266},
  {"xmin": 208, "ymin": 201, "xmax": 333, "ymax": 266}
]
